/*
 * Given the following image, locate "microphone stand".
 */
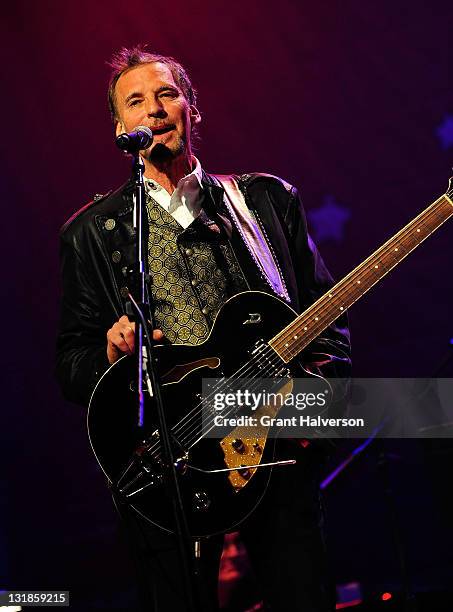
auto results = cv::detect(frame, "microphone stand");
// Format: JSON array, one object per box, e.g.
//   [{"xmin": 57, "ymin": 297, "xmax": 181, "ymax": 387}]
[{"xmin": 125, "ymin": 151, "xmax": 200, "ymax": 612}]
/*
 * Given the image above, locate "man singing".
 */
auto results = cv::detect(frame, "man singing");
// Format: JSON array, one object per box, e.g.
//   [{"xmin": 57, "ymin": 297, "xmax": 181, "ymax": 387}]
[{"xmin": 56, "ymin": 46, "xmax": 351, "ymax": 611}]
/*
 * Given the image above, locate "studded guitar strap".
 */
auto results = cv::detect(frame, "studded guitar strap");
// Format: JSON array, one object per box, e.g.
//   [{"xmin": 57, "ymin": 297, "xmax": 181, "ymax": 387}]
[{"xmin": 213, "ymin": 175, "xmax": 290, "ymax": 303}]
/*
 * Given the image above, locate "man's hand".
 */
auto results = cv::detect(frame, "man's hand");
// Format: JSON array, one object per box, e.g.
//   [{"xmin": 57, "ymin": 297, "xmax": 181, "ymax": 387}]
[{"xmin": 107, "ymin": 315, "xmax": 164, "ymax": 364}]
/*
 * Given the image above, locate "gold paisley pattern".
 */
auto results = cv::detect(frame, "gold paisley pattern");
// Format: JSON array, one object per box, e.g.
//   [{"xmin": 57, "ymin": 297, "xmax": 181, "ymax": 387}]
[{"xmin": 146, "ymin": 196, "xmax": 247, "ymax": 345}]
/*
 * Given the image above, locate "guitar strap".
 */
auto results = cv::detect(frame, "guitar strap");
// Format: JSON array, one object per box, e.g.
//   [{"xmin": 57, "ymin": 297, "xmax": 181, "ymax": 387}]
[{"xmin": 212, "ymin": 175, "xmax": 291, "ymax": 303}]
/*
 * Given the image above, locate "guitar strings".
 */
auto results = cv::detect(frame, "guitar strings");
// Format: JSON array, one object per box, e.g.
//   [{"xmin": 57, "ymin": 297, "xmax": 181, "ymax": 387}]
[
  {"xmin": 178, "ymin": 347, "xmax": 286, "ymax": 448},
  {"xmin": 124, "ymin": 355, "xmax": 285, "ymax": 496},
  {"xmin": 142, "ymin": 344, "xmax": 281, "ymax": 461}
]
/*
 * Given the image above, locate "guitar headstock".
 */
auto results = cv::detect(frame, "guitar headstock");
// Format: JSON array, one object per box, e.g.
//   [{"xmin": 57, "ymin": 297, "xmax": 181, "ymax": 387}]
[{"xmin": 448, "ymin": 176, "xmax": 453, "ymax": 198}]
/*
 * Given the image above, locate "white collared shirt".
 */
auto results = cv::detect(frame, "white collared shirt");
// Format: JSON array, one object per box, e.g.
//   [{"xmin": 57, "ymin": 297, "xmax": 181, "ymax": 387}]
[{"xmin": 144, "ymin": 156, "xmax": 203, "ymax": 229}]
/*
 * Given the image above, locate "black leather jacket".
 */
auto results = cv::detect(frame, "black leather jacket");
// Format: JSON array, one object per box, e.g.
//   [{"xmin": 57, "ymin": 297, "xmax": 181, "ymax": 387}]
[{"xmin": 56, "ymin": 172, "xmax": 351, "ymax": 406}]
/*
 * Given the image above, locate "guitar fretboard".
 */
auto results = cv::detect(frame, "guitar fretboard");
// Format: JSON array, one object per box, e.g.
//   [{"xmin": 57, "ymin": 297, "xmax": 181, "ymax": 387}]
[{"xmin": 269, "ymin": 191, "xmax": 453, "ymax": 363}]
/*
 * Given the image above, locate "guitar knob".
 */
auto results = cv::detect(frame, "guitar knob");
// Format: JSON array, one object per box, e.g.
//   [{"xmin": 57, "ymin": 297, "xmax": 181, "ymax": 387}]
[
  {"xmin": 231, "ymin": 438, "xmax": 245, "ymax": 453},
  {"xmin": 175, "ymin": 459, "xmax": 188, "ymax": 475},
  {"xmin": 149, "ymin": 472, "xmax": 163, "ymax": 487},
  {"xmin": 193, "ymin": 490, "xmax": 211, "ymax": 512},
  {"xmin": 238, "ymin": 466, "xmax": 251, "ymax": 480}
]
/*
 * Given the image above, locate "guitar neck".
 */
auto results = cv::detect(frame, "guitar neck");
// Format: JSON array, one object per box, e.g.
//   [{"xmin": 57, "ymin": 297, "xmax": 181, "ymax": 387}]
[{"xmin": 270, "ymin": 190, "xmax": 453, "ymax": 363}]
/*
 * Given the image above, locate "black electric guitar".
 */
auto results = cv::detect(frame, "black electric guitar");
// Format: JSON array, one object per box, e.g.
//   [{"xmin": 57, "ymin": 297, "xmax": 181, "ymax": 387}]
[{"xmin": 88, "ymin": 180, "xmax": 453, "ymax": 538}]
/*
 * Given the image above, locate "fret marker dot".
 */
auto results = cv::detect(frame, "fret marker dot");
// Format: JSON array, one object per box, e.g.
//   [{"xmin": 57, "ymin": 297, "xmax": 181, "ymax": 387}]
[
  {"xmin": 394, "ymin": 248, "xmax": 398, "ymax": 252},
  {"xmin": 304, "ymin": 326, "xmax": 308, "ymax": 331},
  {"xmin": 315, "ymin": 317, "xmax": 319, "ymax": 321},
  {"xmin": 328, "ymin": 293, "xmax": 333, "ymax": 298},
  {"xmin": 374, "ymin": 264, "xmax": 379, "ymax": 268},
  {"xmin": 294, "ymin": 335, "xmax": 298, "ymax": 339},
  {"xmin": 417, "ymin": 229, "xmax": 420, "ymax": 232},
  {"xmin": 340, "ymin": 306, "xmax": 344, "ymax": 310},
  {"xmin": 357, "ymin": 280, "xmax": 361, "ymax": 284},
  {"xmin": 285, "ymin": 343, "xmax": 289, "ymax": 347}
]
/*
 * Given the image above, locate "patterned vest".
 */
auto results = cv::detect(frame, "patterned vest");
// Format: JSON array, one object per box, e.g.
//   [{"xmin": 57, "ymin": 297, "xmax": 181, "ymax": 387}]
[{"xmin": 146, "ymin": 194, "xmax": 248, "ymax": 345}]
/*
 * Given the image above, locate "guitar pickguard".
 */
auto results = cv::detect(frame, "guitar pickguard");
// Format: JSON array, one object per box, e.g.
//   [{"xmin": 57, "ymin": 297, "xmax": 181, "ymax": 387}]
[{"xmin": 220, "ymin": 378, "xmax": 294, "ymax": 490}]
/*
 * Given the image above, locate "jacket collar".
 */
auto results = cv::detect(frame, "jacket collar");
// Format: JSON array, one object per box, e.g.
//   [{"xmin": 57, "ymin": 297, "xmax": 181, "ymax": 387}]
[{"xmin": 200, "ymin": 170, "xmax": 226, "ymax": 212}]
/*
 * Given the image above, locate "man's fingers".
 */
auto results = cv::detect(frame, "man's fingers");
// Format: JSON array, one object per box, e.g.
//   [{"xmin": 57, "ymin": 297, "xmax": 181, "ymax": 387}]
[
  {"xmin": 115, "ymin": 337, "xmax": 133, "ymax": 354},
  {"xmin": 107, "ymin": 319, "xmax": 164, "ymax": 365},
  {"xmin": 118, "ymin": 315, "xmax": 132, "ymax": 324},
  {"xmin": 107, "ymin": 320, "xmax": 135, "ymax": 353},
  {"xmin": 120, "ymin": 324, "xmax": 135, "ymax": 349},
  {"xmin": 107, "ymin": 329, "xmax": 133, "ymax": 354}
]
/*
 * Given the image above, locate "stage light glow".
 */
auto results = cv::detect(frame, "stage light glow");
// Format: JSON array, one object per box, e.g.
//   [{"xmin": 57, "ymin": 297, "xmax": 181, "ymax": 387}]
[
  {"xmin": 336, "ymin": 600, "xmax": 362, "ymax": 609},
  {"xmin": 336, "ymin": 581, "xmax": 363, "ymax": 608},
  {"xmin": 381, "ymin": 592, "xmax": 393, "ymax": 601}
]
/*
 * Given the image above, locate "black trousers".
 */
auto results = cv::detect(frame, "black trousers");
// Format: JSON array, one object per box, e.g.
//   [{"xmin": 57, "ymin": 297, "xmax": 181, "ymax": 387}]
[{"xmin": 115, "ymin": 444, "xmax": 333, "ymax": 612}]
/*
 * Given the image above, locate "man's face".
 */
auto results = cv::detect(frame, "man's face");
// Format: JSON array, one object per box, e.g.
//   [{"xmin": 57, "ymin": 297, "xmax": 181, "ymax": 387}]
[{"xmin": 114, "ymin": 62, "xmax": 200, "ymax": 161}]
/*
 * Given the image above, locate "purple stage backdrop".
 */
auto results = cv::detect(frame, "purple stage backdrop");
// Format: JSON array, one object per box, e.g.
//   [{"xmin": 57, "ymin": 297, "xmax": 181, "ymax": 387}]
[{"xmin": 2, "ymin": 1, "xmax": 453, "ymax": 609}]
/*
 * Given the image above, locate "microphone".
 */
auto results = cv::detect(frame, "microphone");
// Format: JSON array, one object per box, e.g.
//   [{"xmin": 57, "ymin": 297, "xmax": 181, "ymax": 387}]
[{"xmin": 116, "ymin": 125, "xmax": 153, "ymax": 153}]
